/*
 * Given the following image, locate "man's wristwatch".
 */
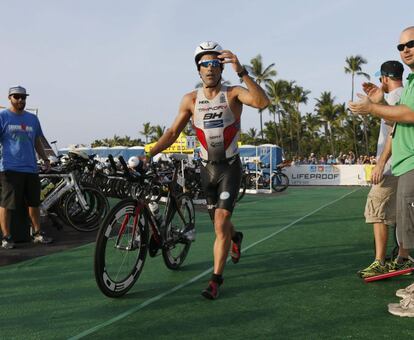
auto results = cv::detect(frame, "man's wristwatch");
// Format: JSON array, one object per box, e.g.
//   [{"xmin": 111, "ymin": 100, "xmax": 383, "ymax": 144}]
[{"xmin": 237, "ymin": 67, "xmax": 249, "ymax": 78}]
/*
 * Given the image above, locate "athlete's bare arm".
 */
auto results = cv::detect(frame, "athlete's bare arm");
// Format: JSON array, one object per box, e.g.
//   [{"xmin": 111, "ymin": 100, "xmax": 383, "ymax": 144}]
[
  {"xmin": 149, "ymin": 92, "xmax": 194, "ymax": 157},
  {"xmin": 218, "ymin": 50, "xmax": 270, "ymax": 109}
]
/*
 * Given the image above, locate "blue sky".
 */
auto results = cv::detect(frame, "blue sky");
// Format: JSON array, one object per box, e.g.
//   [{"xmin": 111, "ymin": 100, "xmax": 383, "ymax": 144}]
[{"xmin": 1, "ymin": 0, "xmax": 413, "ymax": 148}]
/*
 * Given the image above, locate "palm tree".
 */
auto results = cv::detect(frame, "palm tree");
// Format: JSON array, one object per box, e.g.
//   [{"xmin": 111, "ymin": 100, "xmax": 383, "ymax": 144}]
[
  {"xmin": 281, "ymin": 80, "xmax": 296, "ymax": 153},
  {"xmin": 290, "ymin": 85, "xmax": 310, "ymax": 156},
  {"xmin": 301, "ymin": 113, "xmax": 321, "ymax": 157},
  {"xmin": 151, "ymin": 125, "xmax": 166, "ymax": 142},
  {"xmin": 245, "ymin": 55, "xmax": 277, "ymax": 139},
  {"xmin": 344, "ymin": 55, "xmax": 370, "ymax": 155},
  {"xmin": 140, "ymin": 122, "xmax": 154, "ymax": 144},
  {"xmin": 344, "ymin": 55, "xmax": 370, "ymax": 101},
  {"xmin": 314, "ymin": 92, "xmax": 343, "ymax": 156},
  {"xmin": 265, "ymin": 79, "xmax": 288, "ymax": 148},
  {"xmin": 240, "ymin": 127, "xmax": 259, "ymax": 145},
  {"xmin": 112, "ymin": 134, "xmax": 121, "ymax": 147}
]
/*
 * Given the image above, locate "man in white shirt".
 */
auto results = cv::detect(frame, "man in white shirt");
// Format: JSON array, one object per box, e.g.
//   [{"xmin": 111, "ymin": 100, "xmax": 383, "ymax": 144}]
[{"xmin": 358, "ymin": 60, "xmax": 404, "ymax": 278}]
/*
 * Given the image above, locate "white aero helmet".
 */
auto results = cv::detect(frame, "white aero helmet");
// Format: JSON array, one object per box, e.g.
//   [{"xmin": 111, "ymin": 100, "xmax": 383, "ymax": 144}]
[
  {"xmin": 128, "ymin": 156, "xmax": 140, "ymax": 168},
  {"xmin": 194, "ymin": 41, "xmax": 222, "ymax": 65}
]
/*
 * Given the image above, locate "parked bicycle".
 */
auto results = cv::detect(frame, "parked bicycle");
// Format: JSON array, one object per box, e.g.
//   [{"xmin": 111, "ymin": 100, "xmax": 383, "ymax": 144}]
[
  {"xmin": 39, "ymin": 150, "xmax": 109, "ymax": 232},
  {"xmin": 243, "ymin": 162, "xmax": 289, "ymax": 193},
  {"xmin": 94, "ymin": 155, "xmax": 195, "ymax": 298}
]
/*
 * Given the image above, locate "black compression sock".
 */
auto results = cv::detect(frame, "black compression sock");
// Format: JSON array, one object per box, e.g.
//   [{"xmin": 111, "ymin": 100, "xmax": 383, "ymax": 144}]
[
  {"xmin": 211, "ymin": 274, "xmax": 223, "ymax": 285},
  {"xmin": 232, "ymin": 232, "xmax": 241, "ymax": 243}
]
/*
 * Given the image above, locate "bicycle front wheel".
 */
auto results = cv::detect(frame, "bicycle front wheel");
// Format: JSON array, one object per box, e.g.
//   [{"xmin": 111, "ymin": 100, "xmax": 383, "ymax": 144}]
[
  {"xmin": 162, "ymin": 194, "xmax": 194, "ymax": 270},
  {"xmin": 272, "ymin": 172, "xmax": 289, "ymax": 192},
  {"xmin": 94, "ymin": 199, "xmax": 149, "ymax": 298}
]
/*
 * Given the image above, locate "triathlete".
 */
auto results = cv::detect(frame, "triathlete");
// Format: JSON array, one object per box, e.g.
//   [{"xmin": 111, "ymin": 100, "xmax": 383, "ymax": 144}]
[{"xmin": 148, "ymin": 41, "xmax": 269, "ymax": 299}]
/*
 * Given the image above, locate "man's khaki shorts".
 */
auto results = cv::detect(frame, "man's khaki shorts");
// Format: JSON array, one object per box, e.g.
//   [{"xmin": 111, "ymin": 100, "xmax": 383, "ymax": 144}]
[{"xmin": 364, "ymin": 175, "xmax": 398, "ymax": 225}]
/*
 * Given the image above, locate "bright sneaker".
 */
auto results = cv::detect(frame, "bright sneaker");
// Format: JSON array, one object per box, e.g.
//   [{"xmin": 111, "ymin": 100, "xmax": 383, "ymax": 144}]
[
  {"xmin": 32, "ymin": 230, "xmax": 53, "ymax": 244},
  {"xmin": 1, "ymin": 235, "xmax": 15, "ymax": 249},
  {"xmin": 396, "ymin": 283, "xmax": 414, "ymax": 299},
  {"xmin": 201, "ymin": 281, "xmax": 221, "ymax": 300},
  {"xmin": 357, "ymin": 260, "xmax": 390, "ymax": 278},
  {"xmin": 388, "ymin": 295, "xmax": 414, "ymax": 317},
  {"xmin": 388, "ymin": 258, "xmax": 414, "ymax": 272},
  {"xmin": 230, "ymin": 231, "xmax": 243, "ymax": 264}
]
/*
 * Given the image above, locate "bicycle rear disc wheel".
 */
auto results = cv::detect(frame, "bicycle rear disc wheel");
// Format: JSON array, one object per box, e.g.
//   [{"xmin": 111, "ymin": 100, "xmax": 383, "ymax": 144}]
[
  {"xmin": 272, "ymin": 173, "xmax": 289, "ymax": 192},
  {"xmin": 94, "ymin": 199, "xmax": 149, "ymax": 298},
  {"xmin": 162, "ymin": 194, "xmax": 194, "ymax": 270}
]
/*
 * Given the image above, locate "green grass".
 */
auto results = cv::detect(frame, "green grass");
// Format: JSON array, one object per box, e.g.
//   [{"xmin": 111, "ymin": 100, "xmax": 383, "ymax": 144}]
[{"xmin": 1, "ymin": 187, "xmax": 414, "ymax": 339}]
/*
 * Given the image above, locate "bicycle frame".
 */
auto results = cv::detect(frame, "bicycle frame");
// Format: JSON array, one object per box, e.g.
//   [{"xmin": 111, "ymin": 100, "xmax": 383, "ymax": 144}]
[
  {"xmin": 39, "ymin": 172, "xmax": 89, "ymax": 215},
  {"xmin": 114, "ymin": 162, "xmax": 189, "ymax": 251}
]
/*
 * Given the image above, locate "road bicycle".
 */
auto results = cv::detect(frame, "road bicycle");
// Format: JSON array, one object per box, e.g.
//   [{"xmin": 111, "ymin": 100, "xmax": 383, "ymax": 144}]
[
  {"xmin": 94, "ymin": 155, "xmax": 195, "ymax": 298},
  {"xmin": 243, "ymin": 162, "xmax": 289, "ymax": 193},
  {"xmin": 39, "ymin": 151, "xmax": 109, "ymax": 232},
  {"xmin": 271, "ymin": 164, "xmax": 289, "ymax": 192}
]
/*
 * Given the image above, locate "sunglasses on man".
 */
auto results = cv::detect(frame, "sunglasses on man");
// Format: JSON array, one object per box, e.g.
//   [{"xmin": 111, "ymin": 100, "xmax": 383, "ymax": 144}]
[
  {"xmin": 397, "ymin": 40, "xmax": 414, "ymax": 52},
  {"xmin": 11, "ymin": 94, "xmax": 27, "ymax": 100},
  {"xmin": 198, "ymin": 59, "xmax": 221, "ymax": 68}
]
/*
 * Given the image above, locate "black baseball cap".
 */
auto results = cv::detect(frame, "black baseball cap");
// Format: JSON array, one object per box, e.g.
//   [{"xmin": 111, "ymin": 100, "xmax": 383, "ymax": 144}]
[{"xmin": 375, "ymin": 60, "xmax": 404, "ymax": 79}]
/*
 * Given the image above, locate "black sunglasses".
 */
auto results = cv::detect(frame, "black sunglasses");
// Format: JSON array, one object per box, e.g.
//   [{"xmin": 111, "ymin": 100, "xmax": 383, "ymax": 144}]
[
  {"xmin": 11, "ymin": 94, "xmax": 27, "ymax": 100},
  {"xmin": 397, "ymin": 40, "xmax": 414, "ymax": 52}
]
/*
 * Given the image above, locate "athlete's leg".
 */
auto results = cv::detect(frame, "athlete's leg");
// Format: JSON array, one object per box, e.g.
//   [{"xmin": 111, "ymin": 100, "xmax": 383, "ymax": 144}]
[{"xmin": 213, "ymin": 208, "xmax": 233, "ymax": 275}]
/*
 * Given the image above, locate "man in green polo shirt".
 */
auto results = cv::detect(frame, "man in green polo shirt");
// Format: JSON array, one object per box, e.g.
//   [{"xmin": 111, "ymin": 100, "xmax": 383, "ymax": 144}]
[{"xmin": 349, "ymin": 26, "xmax": 414, "ymax": 317}]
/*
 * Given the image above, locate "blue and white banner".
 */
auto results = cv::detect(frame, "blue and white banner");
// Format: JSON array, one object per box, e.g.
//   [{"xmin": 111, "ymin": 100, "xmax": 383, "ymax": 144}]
[{"xmin": 284, "ymin": 164, "xmax": 373, "ymax": 186}]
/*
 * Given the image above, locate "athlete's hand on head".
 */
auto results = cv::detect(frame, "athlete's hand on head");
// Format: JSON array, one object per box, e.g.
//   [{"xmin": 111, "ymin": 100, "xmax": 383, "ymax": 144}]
[
  {"xmin": 217, "ymin": 50, "xmax": 244, "ymax": 74},
  {"xmin": 348, "ymin": 94, "xmax": 372, "ymax": 115},
  {"xmin": 362, "ymin": 82, "xmax": 384, "ymax": 104}
]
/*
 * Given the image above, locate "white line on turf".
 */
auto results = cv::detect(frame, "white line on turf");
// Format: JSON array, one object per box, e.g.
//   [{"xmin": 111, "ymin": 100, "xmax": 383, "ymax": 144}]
[{"xmin": 69, "ymin": 187, "xmax": 360, "ymax": 340}]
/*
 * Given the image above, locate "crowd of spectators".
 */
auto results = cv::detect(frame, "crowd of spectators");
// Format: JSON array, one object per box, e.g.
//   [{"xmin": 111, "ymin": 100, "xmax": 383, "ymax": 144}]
[{"xmin": 291, "ymin": 151, "xmax": 377, "ymax": 166}]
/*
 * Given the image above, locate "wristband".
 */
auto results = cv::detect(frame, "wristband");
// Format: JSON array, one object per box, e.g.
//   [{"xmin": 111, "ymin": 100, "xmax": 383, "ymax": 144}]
[{"xmin": 237, "ymin": 67, "xmax": 249, "ymax": 78}]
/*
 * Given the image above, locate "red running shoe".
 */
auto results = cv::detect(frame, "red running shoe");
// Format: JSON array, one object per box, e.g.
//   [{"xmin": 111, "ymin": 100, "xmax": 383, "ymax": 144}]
[
  {"xmin": 230, "ymin": 231, "xmax": 243, "ymax": 264},
  {"xmin": 201, "ymin": 280, "xmax": 220, "ymax": 300}
]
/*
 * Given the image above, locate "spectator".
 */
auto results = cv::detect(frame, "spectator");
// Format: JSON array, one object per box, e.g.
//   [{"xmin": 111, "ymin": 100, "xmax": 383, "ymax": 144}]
[
  {"xmin": 357, "ymin": 66, "xmax": 403, "ymax": 281},
  {"xmin": 348, "ymin": 26, "xmax": 414, "ymax": 317},
  {"xmin": 1, "ymin": 86, "xmax": 53, "ymax": 249},
  {"xmin": 327, "ymin": 155, "xmax": 336, "ymax": 165},
  {"xmin": 348, "ymin": 151, "xmax": 356, "ymax": 164},
  {"xmin": 308, "ymin": 152, "xmax": 317, "ymax": 164}
]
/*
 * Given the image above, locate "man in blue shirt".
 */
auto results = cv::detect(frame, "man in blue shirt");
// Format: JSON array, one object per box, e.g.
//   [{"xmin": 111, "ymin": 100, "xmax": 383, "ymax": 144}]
[{"xmin": 0, "ymin": 86, "xmax": 52, "ymax": 249}]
